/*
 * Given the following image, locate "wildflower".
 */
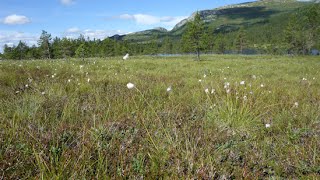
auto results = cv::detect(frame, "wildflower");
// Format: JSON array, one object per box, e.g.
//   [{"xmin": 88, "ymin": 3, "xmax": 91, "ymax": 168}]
[
  {"xmin": 127, "ymin": 83, "xmax": 135, "ymax": 89},
  {"xmin": 80, "ymin": 65, "xmax": 84, "ymax": 69},
  {"xmin": 198, "ymin": 79, "xmax": 202, "ymax": 82},
  {"xmin": 226, "ymin": 89, "xmax": 230, "ymax": 94},
  {"xmin": 87, "ymin": 78, "xmax": 90, "ymax": 83},
  {"xmin": 203, "ymin": 74, "xmax": 207, "ymax": 78},
  {"xmin": 67, "ymin": 79, "xmax": 71, "ymax": 83},
  {"xmin": 224, "ymin": 82, "xmax": 230, "ymax": 89},
  {"xmin": 211, "ymin": 89, "xmax": 215, "ymax": 94},
  {"xmin": 166, "ymin": 86, "xmax": 172, "ymax": 92},
  {"xmin": 265, "ymin": 123, "xmax": 271, "ymax": 128},
  {"xmin": 240, "ymin": 81, "xmax": 245, "ymax": 85},
  {"xmin": 41, "ymin": 91, "xmax": 45, "ymax": 95},
  {"xmin": 260, "ymin": 84, "xmax": 264, "ymax": 88},
  {"xmin": 294, "ymin": 102, "xmax": 299, "ymax": 108},
  {"xmin": 243, "ymin": 95, "xmax": 247, "ymax": 101},
  {"xmin": 25, "ymin": 84, "xmax": 29, "ymax": 88},
  {"xmin": 123, "ymin": 53, "xmax": 129, "ymax": 60},
  {"xmin": 205, "ymin": 88, "xmax": 209, "ymax": 94},
  {"xmin": 302, "ymin": 78, "xmax": 307, "ymax": 81}
]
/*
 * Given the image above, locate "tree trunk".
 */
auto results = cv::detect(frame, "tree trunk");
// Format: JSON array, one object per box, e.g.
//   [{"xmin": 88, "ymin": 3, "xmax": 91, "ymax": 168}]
[{"xmin": 196, "ymin": 48, "xmax": 200, "ymax": 61}]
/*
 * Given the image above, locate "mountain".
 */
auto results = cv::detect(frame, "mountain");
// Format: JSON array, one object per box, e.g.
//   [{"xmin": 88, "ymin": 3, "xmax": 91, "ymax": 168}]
[{"xmin": 116, "ymin": 0, "xmax": 315, "ymax": 43}]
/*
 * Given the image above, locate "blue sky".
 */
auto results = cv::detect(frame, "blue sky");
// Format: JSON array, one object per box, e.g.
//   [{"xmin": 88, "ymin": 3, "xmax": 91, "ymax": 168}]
[{"xmin": 0, "ymin": 0, "xmax": 255, "ymax": 52}]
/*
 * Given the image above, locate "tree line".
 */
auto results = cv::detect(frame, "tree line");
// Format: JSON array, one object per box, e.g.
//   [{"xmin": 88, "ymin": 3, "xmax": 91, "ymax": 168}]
[{"xmin": 0, "ymin": 4, "xmax": 319, "ymax": 60}]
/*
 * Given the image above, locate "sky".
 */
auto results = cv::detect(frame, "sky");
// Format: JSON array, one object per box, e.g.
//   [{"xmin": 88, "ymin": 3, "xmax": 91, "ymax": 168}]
[{"xmin": 0, "ymin": 0, "xmax": 256, "ymax": 52}]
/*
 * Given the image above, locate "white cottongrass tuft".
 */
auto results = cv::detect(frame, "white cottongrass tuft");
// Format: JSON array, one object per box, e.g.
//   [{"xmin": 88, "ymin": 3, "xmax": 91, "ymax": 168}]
[
  {"xmin": 240, "ymin": 81, "xmax": 245, "ymax": 85},
  {"xmin": 265, "ymin": 123, "xmax": 271, "ymax": 128},
  {"xmin": 127, "ymin": 83, "xmax": 135, "ymax": 89},
  {"xmin": 224, "ymin": 82, "xmax": 230, "ymax": 89},
  {"xmin": 123, "ymin": 53, "xmax": 129, "ymax": 60},
  {"xmin": 243, "ymin": 95, "xmax": 247, "ymax": 101},
  {"xmin": 167, "ymin": 86, "xmax": 172, "ymax": 92},
  {"xmin": 205, "ymin": 88, "xmax": 209, "ymax": 94},
  {"xmin": 294, "ymin": 102, "xmax": 299, "ymax": 108}
]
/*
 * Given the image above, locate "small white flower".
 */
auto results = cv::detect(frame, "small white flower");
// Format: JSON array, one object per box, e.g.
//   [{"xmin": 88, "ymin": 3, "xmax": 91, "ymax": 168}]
[
  {"xmin": 166, "ymin": 86, "xmax": 172, "ymax": 92},
  {"xmin": 240, "ymin": 81, "xmax": 245, "ymax": 85},
  {"xmin": 41, "ymin": 91, "xmax": 45, "ymax": 95},
  {"xmin": 198, "ymin": 79, "xmax": 202, "ymax": 82},
  {"xmin": 127, "ymin": 83, "xmax": 135, "ymax": 89},
  {"xmin": 302, "ymin": 78, "xmax": 307, "ymax": 81},
  {"xmin": 205, "ymin": 88, "xmax": 209, "ymax": 94},
  {"xmin": 294, "ymin": 102, "xmax": 299, "ymax": 108},
  {"xmin": 15, "ymin": 91, "xmax": 20, "ymax": 94},
  {"xmin": 211, "ymin": 89, "xmax": 215, "ymax": 94},
  {"xmin": 243, "ymin": 95, "xmax": 247, "ymax": 101},
  {"xmin": 80, "ymin": 65, "xmax": 84, "ymax": 69},
  {"xmin": 226, "ymin": 89, "xmax": 230, "ymax": 94},
  {"xmin": 203, "ymin": 74, "xmax": 207, "ymax": 78},
  {"xmin": 87, "ymin": 78, "xmax": 90, "ymax": 83},
  {"xmin": 260, "ymin": 84, "xmax": 264, "ymax": 88},
  {"xmin": 25, "ymin": 84, "xmax": 29, "ymax": 88},
  {"xmin": 265, "ymin": 123, "xmax": 271, "ymax": 128},
  {"xmin": 224, "ymin": 82, "xmax": 230, "ymax": 89},
  {"xmin": 312, "ymin": 77, "xmax": 315, "ymax": 80},
  {"xmin": 68, "ymin": 79, "xmax": 71, "ymax": 83}
]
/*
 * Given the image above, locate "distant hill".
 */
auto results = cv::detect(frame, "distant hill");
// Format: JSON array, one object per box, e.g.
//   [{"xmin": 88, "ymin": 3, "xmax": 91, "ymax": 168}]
[{"xmin": 117, "ymin": 0, "xmax": 315, "ymax": 43}]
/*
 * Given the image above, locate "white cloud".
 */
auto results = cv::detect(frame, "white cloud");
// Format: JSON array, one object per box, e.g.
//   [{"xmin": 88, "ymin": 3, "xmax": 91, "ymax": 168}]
[
  {"xmin": 2, "ymin": 14, "xmax": 31, "ymax": 25},
  {"xmin": 60, "ymin": 0, "xmax": 75, "ymax": 5},
  {"xmin": 64, "ymin": 28, "xmax": 126, "ymax": 39},
  {"xmin": 66, "ymin": 27, "xmax": 81, "ymax": 33},
  {"xmin": 117, "ymin": 13, "xmax": 187, "ymax": 28},
  {"xmin": 0, "ymin": 31, "xmax": 38, "ymax": 52}
]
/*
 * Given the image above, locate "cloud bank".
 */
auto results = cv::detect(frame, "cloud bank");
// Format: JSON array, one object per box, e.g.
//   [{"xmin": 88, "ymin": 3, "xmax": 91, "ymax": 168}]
[
  {"xmin": 2, "ymin": 14, "xmax": 31, "ymax": 25},
  {"xmin": 116, "ymin": 13, "xmax": 187, "ymax": 28}
]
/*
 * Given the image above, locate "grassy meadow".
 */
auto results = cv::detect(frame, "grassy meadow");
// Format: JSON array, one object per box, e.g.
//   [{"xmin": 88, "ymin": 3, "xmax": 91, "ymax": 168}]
[{"xmin": 0, "ymin": 55, "xmax": 320, "ymax": 179}]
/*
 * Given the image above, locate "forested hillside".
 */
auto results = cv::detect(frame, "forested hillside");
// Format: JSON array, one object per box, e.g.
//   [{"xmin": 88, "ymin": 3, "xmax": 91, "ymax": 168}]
[{"xmin": 1, "ymin": 0, "xmax": 319, "ymax": 60}]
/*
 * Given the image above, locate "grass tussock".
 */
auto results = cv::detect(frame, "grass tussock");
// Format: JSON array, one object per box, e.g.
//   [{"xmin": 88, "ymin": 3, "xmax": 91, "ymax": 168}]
[{"xmin": 0, "ymin": 55, "xmax": 319, "ymax": 179}]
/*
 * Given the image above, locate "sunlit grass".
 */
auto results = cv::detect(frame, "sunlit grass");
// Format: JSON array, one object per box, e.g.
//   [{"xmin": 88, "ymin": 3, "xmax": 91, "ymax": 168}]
[{"xmin": 0, "ymin": 55, "xmax": 319, "ymax": 178}]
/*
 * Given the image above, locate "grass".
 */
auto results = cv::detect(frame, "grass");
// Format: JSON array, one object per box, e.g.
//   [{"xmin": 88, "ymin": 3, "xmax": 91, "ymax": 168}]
[{"xmin": 0, "ymin": 54, "xmax": 319, "ymax": 179}]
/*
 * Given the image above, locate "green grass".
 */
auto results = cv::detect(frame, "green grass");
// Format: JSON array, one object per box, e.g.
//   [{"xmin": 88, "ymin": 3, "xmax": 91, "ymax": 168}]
[{"xmin": 0, "ymin": 55, "xmax": 319, "ymax": 179}]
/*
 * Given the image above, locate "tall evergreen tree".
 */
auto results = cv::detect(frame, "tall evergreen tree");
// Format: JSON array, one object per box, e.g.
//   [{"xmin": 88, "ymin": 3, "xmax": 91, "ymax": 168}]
[
  {"xmin": 38, "ymin": 30, "xmax": 52, "ymax": 59},
  {"xmin": 182, "ymin": 12, "xmax": 205, "ymax": 60}
]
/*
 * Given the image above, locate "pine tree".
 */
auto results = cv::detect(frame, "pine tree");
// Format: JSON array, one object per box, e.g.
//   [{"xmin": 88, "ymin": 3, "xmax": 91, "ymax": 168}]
[
  {"xmin": 75, "ymin": 43, "xmax": 89, "ymax": 61},
  {"xmin": 38, "ymin": 30, "xmax": 52, "ymax": 59},
  {"xmin": 182, "ymin": 12, "xmax": 205, "ymax": 60}
]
